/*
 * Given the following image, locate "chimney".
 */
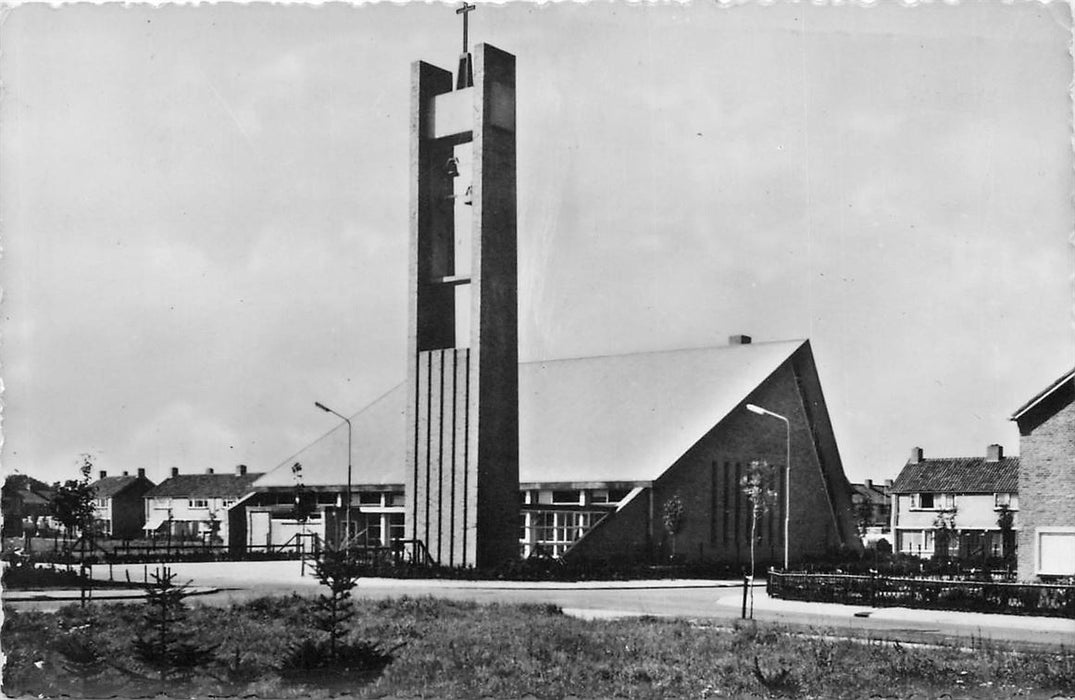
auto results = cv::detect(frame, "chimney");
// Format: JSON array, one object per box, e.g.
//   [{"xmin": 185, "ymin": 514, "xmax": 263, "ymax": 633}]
[
  {"xmin": 236, "ymin": 464, "xmax": 247, "ymax": 476},
  {"xmin": 206, "ymin": 468, "xmax": 215, "ymax": 475},
  {"xmin": 864, "ymin": 478, "xmax": 874, "ymax": 490},
  {"xmin": 884, "ymin": 479, "xmax": 893, "ymax": 488},
  {"xmin": 137, "ymin": 468, "xmax": 146, "ymax": 479},
  {"xmin": 171, "ymin": 467, "xmax": 179, "ymax": 478},
  {"xmin": 729, "ymin": 335, "xmax": 752, "ymax": 345},
  {"xmin": 122, "ymin": 471, "xmax": 129, "ymax": 477},
  {"xmin": 99, "ymin": 470, "xmax": 107, "ymax": 480},
  {"xmin": 910, "ymin": 447, "xmax": 924, "ymax": 464},
  {"xmin": 986, "ymin": 444, "xmax": 1004, "ymax": 462}
]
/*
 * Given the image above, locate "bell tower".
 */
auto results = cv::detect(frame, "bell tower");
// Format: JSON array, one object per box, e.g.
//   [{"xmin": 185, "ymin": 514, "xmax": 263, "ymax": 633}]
[{"xmin": 404, "ymin": 39, "xmax": 519, "ymax": 568}]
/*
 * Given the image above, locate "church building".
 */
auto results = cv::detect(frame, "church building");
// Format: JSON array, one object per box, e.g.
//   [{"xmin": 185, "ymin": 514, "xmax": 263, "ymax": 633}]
[
  {"xmin": 229, "ymin": 35, "xmax": 859, "ymax": 568},
  {"xmin": 234, "ymin": 335, "xmax": 859, "ymax": 566}
]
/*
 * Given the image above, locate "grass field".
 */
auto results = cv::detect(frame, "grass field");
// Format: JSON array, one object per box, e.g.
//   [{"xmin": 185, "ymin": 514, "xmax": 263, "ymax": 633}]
[{"xmin": 4, "ymin": 595, "xmax": 1074, "ymax": 699}]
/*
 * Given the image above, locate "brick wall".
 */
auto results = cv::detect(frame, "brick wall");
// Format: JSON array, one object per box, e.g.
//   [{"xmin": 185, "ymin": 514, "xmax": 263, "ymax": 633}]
[
  {"xmin": 568, "ymin": 359, "xmax": 854, "ymax": 567},
  {"xmin": 567, "ymin": 488, "xmax": 652, "ymax": 562},
  {"xmin": 111, "ymin": 480, "xmax": 154, "ymax": 538},
  {"xmin": 1017, "ymin": 386, "xmax": 1075, "ymax": 580}
]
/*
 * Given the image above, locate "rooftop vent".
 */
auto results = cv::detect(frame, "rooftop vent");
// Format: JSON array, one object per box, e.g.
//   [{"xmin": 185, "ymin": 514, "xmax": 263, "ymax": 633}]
[{"xmin": 729, "ymin": 335, "xmax": 752, "ymax": 345}]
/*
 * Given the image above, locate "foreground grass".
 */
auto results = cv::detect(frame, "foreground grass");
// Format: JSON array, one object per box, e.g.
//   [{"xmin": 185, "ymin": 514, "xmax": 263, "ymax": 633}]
[{"xmin": 4, "ymin": 595, "xmax": 1074, "ymax": 699}]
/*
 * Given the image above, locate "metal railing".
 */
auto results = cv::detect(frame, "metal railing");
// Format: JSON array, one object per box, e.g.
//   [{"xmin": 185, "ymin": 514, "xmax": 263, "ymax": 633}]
[{"xmin": 768, "ymin": 570, "xmax": 1075, "ymax": 618}]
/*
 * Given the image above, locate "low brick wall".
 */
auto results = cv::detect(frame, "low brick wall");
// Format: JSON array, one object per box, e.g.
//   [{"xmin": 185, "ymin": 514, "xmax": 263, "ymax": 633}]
[{"xmin": 768, "ymin": 571, "xmax": 1075, "ymax": 618}]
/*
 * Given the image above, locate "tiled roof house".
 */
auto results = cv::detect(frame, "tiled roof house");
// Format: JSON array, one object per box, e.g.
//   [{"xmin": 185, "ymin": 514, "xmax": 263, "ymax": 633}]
[
  {"xmin": 144, "ymin": 465, "xmax": 262, "ymax": 543},
  {"xmin": 89, "ymin": 469, "xmax": 156, "ymax": 538},
  {"xmin": 890, "ymin": 445, "xmax": 1019, "ymax": 559}
]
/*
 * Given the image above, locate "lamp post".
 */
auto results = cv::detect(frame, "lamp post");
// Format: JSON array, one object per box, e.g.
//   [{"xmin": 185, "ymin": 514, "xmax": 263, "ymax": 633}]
[
  {"xmin": 315, "ymin": 401, "xmax": 352, "ymax": 547},
  {"xmin": 746, "ymin": 403, "xmax": 791, "ymax": 571}
]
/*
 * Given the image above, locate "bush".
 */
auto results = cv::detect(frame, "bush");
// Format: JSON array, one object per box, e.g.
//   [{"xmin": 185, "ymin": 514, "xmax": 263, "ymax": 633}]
[{"xmin": 278, "ymin": 638, "xmax": 395, "ymax": 688}]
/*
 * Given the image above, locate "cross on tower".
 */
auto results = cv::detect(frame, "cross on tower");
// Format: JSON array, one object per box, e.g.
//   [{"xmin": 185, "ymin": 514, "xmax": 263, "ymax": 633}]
[
  {"xmin": 454, "ymin": 2, "xmax": 476, "ymax": 89},
  {"xmin": 457, "ymin": 2, "xmax": 476, "ymax": 54}
]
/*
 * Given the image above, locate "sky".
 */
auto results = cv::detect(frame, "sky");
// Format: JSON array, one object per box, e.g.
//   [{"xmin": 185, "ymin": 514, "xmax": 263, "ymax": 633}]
[{"xmin": 1, "ymin": 1, "xmax": 1072, "ymax": 488}]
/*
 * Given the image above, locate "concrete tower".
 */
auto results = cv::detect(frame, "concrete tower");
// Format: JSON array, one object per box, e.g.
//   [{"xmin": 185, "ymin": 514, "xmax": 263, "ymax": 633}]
[{"xmin": 405, "ymin": 43, "xmax": 519, "ymax": 568}]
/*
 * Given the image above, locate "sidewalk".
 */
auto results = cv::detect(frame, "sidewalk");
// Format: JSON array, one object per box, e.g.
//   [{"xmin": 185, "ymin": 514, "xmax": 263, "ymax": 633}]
[{"xmin": 715, "ymin": 589, "xmax": 1075, "ymax": 635}]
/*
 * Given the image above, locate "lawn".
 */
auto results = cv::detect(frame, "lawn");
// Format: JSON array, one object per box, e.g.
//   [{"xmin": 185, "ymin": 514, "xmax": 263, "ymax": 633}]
[{"xmin": 4, "ymin": 595, "xmax": 1074, "ymax": 699}]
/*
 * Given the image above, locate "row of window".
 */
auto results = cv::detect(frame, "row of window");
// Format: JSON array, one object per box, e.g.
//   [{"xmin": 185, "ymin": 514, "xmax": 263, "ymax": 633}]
[
  {"xmin": 150, "ymin": 498, "xmax": 236, "ymax": 510},
  {"xmin": 908, "ymin": 493, "xmax": 1018, "ymax": 510},
  {"xmin": 518, "ymin": 510, "xmax": 603, "ymax": 558},
  {"xmin": 898, "ymin": 529, "xmax": 1013, "ymax": 557},
  {"xmin": 523, "ymin": 489, "xmax": 633, "ymax": 507}
]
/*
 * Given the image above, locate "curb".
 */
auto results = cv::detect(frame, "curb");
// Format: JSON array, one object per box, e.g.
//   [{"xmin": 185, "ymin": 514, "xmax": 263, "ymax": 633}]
[{"xmin": 3, "ymin": 587, "xmax": 219, "ymax": 603}]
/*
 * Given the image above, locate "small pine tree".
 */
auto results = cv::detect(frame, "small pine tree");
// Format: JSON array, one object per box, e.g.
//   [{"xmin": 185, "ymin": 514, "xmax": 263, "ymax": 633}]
[
  {"xmin": 131, "ymin": 567, "xmax": 217, "ymax": 687},
  {"xmin": 311, "ymin": 546, "xmax": 363, "ymax": 660},
  {"xmin": 279, "ymin": 545, "xmax": 397, "ymax": 688}
]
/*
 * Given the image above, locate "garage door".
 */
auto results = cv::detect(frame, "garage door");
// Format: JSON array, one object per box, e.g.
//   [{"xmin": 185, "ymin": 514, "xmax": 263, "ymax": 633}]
[{"xmin": 1038, "ymin": 530, "xmax": 1075, "ymax": 576}]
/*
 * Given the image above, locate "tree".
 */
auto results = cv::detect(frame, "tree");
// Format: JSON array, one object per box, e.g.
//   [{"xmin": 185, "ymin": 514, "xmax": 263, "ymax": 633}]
[
  {"xmin": 662, "ymin": 494, "xmax": 685, "ymax": 560},
  {"xmin": 741, "ymin": 460, "xmax": 778, "ymax": 618},
  {"xmin": 131, "ymin": 566, "xmax": 217, "ymax": 688},
  {"xmin": 278, "ymin": 544, "xmax": 397, "ymax": 689},
  {"xmin": 932, "ymin": 507, "xmax": 958, "ymax": 562},
  {"xmin": 854, "ymin": 499, "xmax": 874, "ymax": 541},
  {"xmin": 996, "ymin": 504, "xmax": 1016, "ymax": 565},
  {"xmin": 291, "ymin": 462, "xmax": 314, "ymax": 525},
  {"xmin": 49, "ymin": 455, "xmax": 98, "ymax": 540}
]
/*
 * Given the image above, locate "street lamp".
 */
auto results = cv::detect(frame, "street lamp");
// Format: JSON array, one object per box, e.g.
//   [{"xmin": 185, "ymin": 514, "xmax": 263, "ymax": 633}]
[
  {"xmin": 315, "ymin": 401, "xmax": 352, "ymax": 546},
  {"xmin": 746, "ymin": 403, "xmax": 791, "ymax": 571}
]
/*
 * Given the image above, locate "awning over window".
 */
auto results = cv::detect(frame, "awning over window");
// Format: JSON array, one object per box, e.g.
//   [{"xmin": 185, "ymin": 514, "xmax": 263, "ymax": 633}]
[{"xmin": 142, "ymin": 514, "xmax": 168, "ymax": 531}]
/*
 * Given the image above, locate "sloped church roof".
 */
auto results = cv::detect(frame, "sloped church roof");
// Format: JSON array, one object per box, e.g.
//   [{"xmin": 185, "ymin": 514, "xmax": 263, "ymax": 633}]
[{"xmin": 254, "ymin": 340, "xmax": 808, "ymax": 490}]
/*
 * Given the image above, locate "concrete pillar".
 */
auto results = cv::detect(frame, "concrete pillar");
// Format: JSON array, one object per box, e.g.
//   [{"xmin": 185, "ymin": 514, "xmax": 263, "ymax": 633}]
[{"xmin": 405, "ymin": 44, "xmax": 519, "ymax": 568}]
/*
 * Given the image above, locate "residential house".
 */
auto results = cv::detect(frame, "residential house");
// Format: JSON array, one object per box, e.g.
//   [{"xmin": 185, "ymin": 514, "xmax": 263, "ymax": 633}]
[
  {"xmin": 89, "ymin": 469, "xmax": 155, "ymax": 538},
  {"xmin": 1011, "ymin": 367, "xmax": 1075, "ymax": 580},
  {"xmin": 144, "ymin": 465, "xmax": 262, "ymax": 543},
  {"xmin": 1, "ymin": 474, "xmax": 56, "ymax": 537},
  {"xmin": 890, "ymin": 445, "xmax": 1018, "ymax": 560},
  {"xmin": 850, "ymin": 479, "xmax": 893, "ymax": 547}
]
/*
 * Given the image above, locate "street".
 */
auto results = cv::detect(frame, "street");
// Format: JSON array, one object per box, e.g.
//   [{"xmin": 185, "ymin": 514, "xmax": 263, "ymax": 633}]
[{"xmin": 6, "ymin": 560, "xmax": 1072, "ymax": 653}]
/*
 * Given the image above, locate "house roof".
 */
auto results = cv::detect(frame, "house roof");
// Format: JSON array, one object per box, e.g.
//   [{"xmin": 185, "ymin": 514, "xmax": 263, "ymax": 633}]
[
  {"xmin": 91, "ymin": 475, "xmax": 153, "ymax": 499},
  {"xmin": 1010, "ymin": 367, "xmax": 1075, "ymax": 421},
  {"xmin": 145, "ymin": 473, "xmax": 263, "ymax": 499},
  {"xmin": 850, "ymin": 482, "xmax": 890, "ymax": 505},
  {"xmin": 254, "ymin": 340, "xmax": 807, "ymax": 489},
  {"xmin": 889, "ymin": 458, "xmax": 1019, "ymax": 494},
  {"xmin": 16, "ymin": 489, "xmax": 51, "ymax": 506},
  {"xmin": 3, "ymin": 474, "xmax": 54, "ymax": 498}
]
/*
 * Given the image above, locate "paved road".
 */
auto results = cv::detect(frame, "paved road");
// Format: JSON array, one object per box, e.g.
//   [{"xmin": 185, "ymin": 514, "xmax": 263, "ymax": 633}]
[{"xmin": 8, "ymin": 560, "xmax": 1072, "ymax": 652}]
